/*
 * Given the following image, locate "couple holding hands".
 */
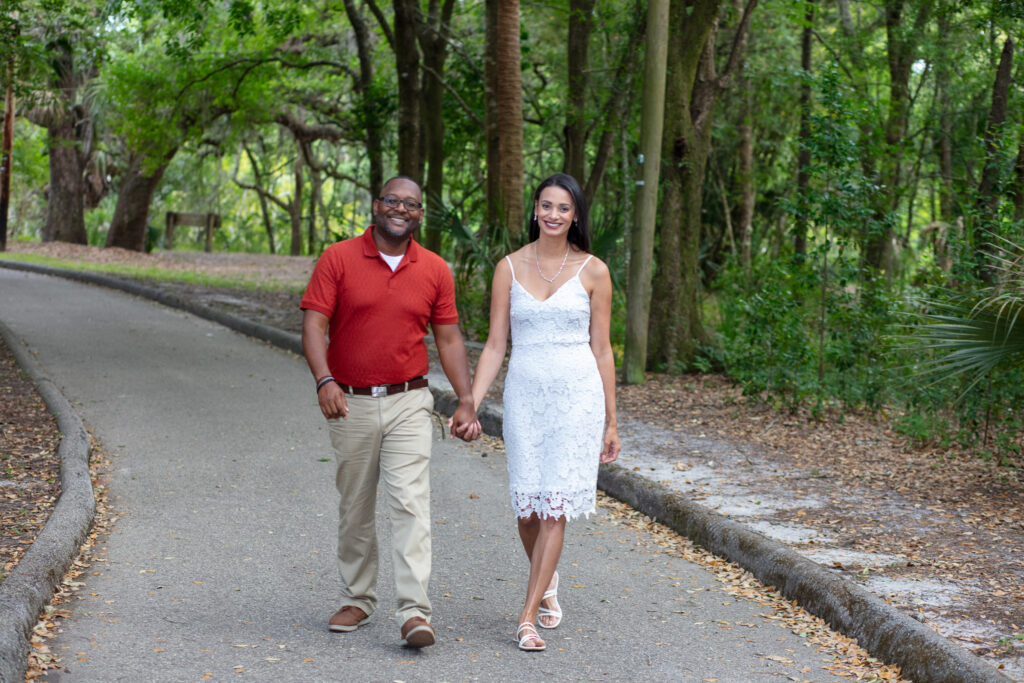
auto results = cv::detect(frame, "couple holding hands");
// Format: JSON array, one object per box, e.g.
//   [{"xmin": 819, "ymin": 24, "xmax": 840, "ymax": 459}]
[{"xmin": 300, "ymin": 173, "xmax": 620, "ymax": 652}]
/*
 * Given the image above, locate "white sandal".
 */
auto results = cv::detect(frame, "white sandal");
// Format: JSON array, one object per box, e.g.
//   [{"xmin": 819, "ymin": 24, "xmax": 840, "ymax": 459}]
[
  {"xmin": 516, "ymin": 622, "xmax": 546, "ymax": 651},
  {"xmin": 537, "ymin": 571, "xmax": 562, "ymax": 629}
]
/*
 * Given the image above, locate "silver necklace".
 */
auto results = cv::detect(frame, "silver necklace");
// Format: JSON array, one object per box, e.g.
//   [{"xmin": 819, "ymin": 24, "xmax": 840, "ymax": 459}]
[{"xmin": 535, "ymin": 243, "xmax": 570, "ymax": 283}]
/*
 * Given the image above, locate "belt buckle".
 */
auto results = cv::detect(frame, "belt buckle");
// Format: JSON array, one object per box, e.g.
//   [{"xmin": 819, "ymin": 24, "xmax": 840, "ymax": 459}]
[{"xmin": 370, "ymin": 385, "xmax": 387, "ymax": 398}]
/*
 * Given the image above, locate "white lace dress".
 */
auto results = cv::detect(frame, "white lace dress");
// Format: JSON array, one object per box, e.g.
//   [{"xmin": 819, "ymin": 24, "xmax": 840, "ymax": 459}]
[{"xmin": 502, "ymin": 255, "xmax": 605, "ymax": 520}]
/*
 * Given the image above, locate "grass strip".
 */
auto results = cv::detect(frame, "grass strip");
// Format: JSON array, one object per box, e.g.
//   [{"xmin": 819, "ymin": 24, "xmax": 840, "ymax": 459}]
[{"xmin": 0, "ymin": 252, "xmax": 305, "ymax": 293}]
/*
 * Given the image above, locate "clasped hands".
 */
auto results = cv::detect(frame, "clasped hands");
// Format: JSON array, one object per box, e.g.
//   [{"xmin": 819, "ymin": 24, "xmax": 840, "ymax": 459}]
[{"xmin": 447, "ymin": 401, "xmax": 482, "ymax": 442}]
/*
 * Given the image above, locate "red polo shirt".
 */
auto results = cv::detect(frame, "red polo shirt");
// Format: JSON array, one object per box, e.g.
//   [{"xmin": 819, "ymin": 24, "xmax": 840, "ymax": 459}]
[{"xmin": 300, "ymin": 226, "xmax": 459, "ymax": 386}]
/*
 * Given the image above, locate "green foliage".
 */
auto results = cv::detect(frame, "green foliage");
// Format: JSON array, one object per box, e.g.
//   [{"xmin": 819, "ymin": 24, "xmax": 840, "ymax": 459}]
[
  {"xmin": 716, "ymin": 253, "xmax": 895, "ymax": 412},
  {"xmin": 714, "ymin": 60, "xmax": 896, "ymax": 412},
  {"xmin": 893, "ymin": 410, "xmax": 951, "ymax": 448},
  {"xmin": 892, "ymin": 237, "xmax": 1024, "ymax": 460},
  {"xmin": 899, "ymin": 236, "xmax": 1024, "ymax": 392},
  {"xmin": 717, "ymin": 260, "xmax": 815, "ymax": 410},
  {"xmin": 432, "ymin": 196, "xmax": 514, "ymax": 341}
]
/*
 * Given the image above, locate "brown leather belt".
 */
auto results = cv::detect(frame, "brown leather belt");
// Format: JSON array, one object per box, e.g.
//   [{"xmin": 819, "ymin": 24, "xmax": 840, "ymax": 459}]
[{"xmin": 337, "ymin": 377, "xmax": 428, "ymax": 397}]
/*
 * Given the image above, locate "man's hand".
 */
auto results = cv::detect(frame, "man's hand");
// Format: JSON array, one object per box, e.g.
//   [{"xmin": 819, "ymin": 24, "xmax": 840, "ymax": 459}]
[
  {"xmin": 448, "ymin": 399, "xmax": 480, "ymax": 441},
  {"xmin": 431, "ymin": 323, "xmax": 479, "ymax": 441},
  {"xmin": 317, "ymin": 381, "xmax": 349, "ymax": 419}
]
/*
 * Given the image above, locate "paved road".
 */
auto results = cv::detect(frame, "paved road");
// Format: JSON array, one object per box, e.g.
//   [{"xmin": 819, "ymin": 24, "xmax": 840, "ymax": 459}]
[{"xmin": 1, "ymin": 269, "xmax": 844, "ymax": 682}]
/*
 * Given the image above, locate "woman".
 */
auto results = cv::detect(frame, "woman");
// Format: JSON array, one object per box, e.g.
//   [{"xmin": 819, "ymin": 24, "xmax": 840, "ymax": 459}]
[{"xmin": 469, "ymin": 173, "xmax": 621, "ymax": 651}]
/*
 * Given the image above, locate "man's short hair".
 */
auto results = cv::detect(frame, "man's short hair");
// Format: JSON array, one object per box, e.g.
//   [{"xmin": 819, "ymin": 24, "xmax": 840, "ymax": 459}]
[{"xmin": 381, "ymin": 175, "xmax": 421, "ymax": 195}]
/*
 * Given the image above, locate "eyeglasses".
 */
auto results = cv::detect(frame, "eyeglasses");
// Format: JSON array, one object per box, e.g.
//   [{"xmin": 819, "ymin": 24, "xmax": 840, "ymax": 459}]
[{"xmin": 377, "ymin": 196, "xmax": 423, "ymax": 211}]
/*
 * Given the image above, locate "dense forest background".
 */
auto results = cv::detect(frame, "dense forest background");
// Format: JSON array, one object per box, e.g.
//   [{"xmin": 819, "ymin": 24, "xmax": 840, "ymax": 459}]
[{"xmin": 1, "ymin": 0, "xmax": 1022, "ymax": 461}]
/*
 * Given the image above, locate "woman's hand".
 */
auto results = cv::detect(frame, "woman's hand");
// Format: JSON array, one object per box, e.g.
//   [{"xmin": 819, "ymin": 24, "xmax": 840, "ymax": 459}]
[
  {"xmin": 599, "ymin": 424, "xmax": 620, "ymax": 463},
  {"xmin": 447, "ymin": 415, "xmax": 482, "ymax": 441}
]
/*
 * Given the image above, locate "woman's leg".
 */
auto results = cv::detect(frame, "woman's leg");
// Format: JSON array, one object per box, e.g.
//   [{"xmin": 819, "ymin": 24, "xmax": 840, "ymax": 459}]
[
  {"xmin": 515, "ymin": 514, "xmax": 567, "ymax": 645},
  {"xmin": 517, "ymin": 514, "xmax": 540, "ymax": 558}
]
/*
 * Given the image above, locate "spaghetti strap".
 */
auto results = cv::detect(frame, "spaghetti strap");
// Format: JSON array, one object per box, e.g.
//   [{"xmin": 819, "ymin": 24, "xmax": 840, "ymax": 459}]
[
  {"xmin": 505, "ymin": 254, "xmax": 518, "ymax": 282},
  {"xmin": 574, "ymin": 255, "xmax": 594, "ymax": 277}
]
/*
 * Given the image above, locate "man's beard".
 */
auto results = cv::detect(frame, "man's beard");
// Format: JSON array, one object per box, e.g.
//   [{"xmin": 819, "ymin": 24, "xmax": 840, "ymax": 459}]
[{"xmin": 374, "ymin": 211, "xmax": 420, "ymax": 243}]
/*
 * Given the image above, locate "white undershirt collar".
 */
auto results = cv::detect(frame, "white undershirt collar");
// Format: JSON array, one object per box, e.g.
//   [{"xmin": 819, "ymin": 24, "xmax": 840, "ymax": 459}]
[{"xmin": 379, "ymin": 251, "xmax": 403, "ymax": 271}]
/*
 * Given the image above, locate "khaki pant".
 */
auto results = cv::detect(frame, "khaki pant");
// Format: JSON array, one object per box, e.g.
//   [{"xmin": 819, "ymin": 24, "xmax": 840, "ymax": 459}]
[{"xmin": 326, "ymin": 387, "xmax": 434, "ymax": 624}]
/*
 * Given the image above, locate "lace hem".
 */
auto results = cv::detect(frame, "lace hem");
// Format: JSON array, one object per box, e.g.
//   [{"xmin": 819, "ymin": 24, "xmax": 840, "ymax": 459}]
[{"xmin": 511, "ymin": 490, "xmax": 596, "ymax": 521}]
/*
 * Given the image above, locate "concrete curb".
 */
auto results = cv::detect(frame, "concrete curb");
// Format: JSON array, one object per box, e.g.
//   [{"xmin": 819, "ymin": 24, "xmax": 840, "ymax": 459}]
[
  {"xmin": 0, "ymin": 258, "xmax": 1010, "ymax": 682},
  {"xmin": 0, "ymin": 320, "xmax": 95, "ymax": 683},
  {"xmin": 597, "ymin": 463, "xmax": 1009, "ymax": 683}
]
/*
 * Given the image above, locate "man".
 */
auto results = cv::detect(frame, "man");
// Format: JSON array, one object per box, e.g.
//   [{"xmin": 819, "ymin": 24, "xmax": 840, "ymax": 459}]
[{"xmin": 300, "ymin": 175, "xmax": 479, "ymax": 649}]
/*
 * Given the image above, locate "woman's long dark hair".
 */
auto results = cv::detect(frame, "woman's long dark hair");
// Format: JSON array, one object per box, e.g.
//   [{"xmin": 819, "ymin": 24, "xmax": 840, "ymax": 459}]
[{"xmin": 528, "ymin": 173, "xmax": 591, "ymax": 253}]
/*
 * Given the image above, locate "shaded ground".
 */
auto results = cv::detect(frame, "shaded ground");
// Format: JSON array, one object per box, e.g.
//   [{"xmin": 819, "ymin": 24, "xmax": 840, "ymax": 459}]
[
  {"xmin": 0, "ymin": 340, "xmax": 61, "ymax": 579},
  {"xmin": 3, "ymin": 241, "xmax": 1022, "ymax": 679}
]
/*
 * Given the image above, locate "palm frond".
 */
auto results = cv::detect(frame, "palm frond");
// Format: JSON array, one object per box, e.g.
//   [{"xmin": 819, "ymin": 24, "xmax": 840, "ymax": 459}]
[{"xmin": 898, "ymin": 236, "xmax": 1024, "ymax": 401}]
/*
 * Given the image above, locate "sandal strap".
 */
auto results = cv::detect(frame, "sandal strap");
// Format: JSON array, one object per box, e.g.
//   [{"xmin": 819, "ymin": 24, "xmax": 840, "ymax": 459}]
[
  {"xmin": 542, "ymin": 571, "xmax": 559, "ymax": 601},
  {"xmin": 517, "ymin": 622, "xmax": 543, "ymax": 648}
]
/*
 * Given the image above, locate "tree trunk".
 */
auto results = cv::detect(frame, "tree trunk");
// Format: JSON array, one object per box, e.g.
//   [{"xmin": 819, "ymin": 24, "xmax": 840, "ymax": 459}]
[
  {"xmin": 1012, "ymin": 137, "xmax": 1024, "ymax": 224},
  {"xmin": 308, "ymin": 165, "xmax": 322, "ymax": 256},
  {"xmin": 622, "ymin": 0, "xmax": 670, "ymax": 385},
  {"xmin": 29, "ymin": 37, "xmax": 92, "ymax": 245},
  {"xmin": 43, "ymin": 115, "xmax": 87, "ymax": 244},
  {"xmin": 483, "ymin": 0, "xmax": 499, "ymax": 240},
  {"xmin": 485, "ymin": 0, "xmax": 524, "ymax": 239},
  {"xmin": 0, "ymin": 75, "xmax": 13, "ymax": 253},
  {"xmin": 242, "ymin": 145, "xmax": 276, "ymax": 254},
  {"xmin": 582, "ymin": 1, "xmax": 645, "ymax": 207},
  {"xmin": 393, "ymin": 0, "xmax": 422, "ymax": 178},
  {"xmin": 794, "ymin": 0, "xmax": 813, "ymax": 256},
  {"xmin": 256, "ymin": 191, "xmax": 276, "ymax": 254},
  {"xmin": 583, "ymin": 70, "xmax": 634, "ymax": 206},
  {"xmin": 736, "ymin": 53, "xmax": 754, "ymax": 274},
  {"xmin": 344, "ymin": 0, "xmax": 384, "ymax": 199},
  {"xmin": 649, "ymin": 5, "xmax": 718, "ymax": 369},
  {"xmin": 105, "ymin": 151, "xmax": 175, "ymax": 251},
  {"xmin": 931, "ymin": 8, "xmax": 954, "ymax": 272},
  {"xmin": 648, "ymin": 0, "xmax": 756, "ymax": 370},
  {"xmin": 862, "ymin": 0, "xmax": 930, "ymax": 275},
  {"xmin": 973, "ymin": 36, "xmax": 1013, "ymax": 284},
  {"xmin": 564, "ymin": 0, "xmax": 596, "ymax": 184},
  {"xmin": 290, "ymin": 155, "xmax": 304, "ymax": 256},
  {"xmin": 418, "ymin": 0, "xmax": 456, "ymax": 253}
]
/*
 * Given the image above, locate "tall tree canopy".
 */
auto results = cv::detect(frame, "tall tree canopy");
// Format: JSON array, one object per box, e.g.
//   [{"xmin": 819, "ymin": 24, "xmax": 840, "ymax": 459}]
[{"xmin": 2, "ymin": 0, "xmax": 1022, "ymax": 438}]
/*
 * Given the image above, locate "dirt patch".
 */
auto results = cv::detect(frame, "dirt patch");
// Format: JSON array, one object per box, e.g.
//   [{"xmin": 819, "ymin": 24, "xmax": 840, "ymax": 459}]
[{"xmin": 0, "ymin": 337, "xmax": 61, "ymax": 579}]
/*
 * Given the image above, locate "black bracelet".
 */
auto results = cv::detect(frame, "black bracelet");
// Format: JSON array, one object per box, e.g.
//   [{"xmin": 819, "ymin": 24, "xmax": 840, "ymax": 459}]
[{"xmin": 316, "ymin": 376, "xmax": 336, "ymax": 393}]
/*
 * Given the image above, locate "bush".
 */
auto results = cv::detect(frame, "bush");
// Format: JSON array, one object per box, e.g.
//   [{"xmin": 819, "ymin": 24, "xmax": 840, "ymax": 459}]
[{"xmin": 715, "ymin": 254, "xmax": 895, "ymax": 412}]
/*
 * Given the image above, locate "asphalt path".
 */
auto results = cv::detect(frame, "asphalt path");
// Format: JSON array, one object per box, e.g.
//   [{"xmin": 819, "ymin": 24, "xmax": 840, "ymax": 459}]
[{"xmin": 0, "ymin": 269, "xmax": 845, "ymax": 682}]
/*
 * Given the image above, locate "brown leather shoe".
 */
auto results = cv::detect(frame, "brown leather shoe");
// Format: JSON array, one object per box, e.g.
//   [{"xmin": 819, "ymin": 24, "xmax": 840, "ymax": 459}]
[
  {"xmin": 328, "ymin": 605, "xmax": 370, "ymax": 632},
  {"xmin": 400, "ymin": 616, "xmax": 435, "ymax": 648}
]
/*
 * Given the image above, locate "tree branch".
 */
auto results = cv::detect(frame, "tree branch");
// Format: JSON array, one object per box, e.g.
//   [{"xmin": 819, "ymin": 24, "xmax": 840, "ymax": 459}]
[
  {"xmin": 811, "ymin": 28, "xmax": 856, "ymax": 83},
  {"xmin": 233, "ymin": 143, "xmax": 291, "ymax": 212},
  {"xmin": 275, "ymin": 111, "xmax": 346, "ymax": 144},
  {"xmin": 717, "ymin": 0, "xmax": 759, "ymax": 89},
  {"xmin": 419, "ymin": 62, "xmax": 483, "ymax": 127},
  {"xmin": 364, "ymin": 0, "xmax": 395, "ymax": 49}
]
